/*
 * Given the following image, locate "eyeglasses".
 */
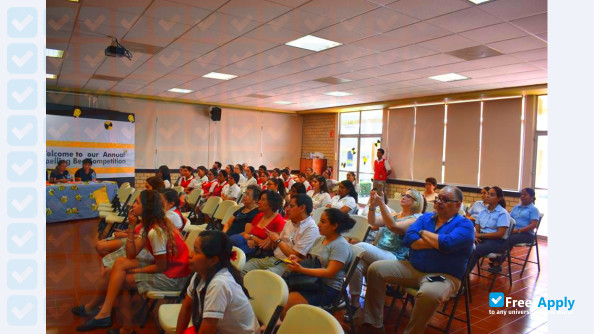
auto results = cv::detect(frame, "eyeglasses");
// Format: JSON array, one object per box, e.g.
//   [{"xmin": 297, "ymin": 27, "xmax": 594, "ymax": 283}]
[
  {"xmin": 401, "ymin": 193, "xmax": 416, "ymax": 201},
  {"xmin": 435, "ymin": 196, "xmax": 459, "ymax": 204}
]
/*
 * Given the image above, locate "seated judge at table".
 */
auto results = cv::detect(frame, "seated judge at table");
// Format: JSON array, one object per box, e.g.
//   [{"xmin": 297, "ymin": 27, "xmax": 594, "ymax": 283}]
[
  {"xmin": 74, "ymin": 158, "xmax": 96, "ymax": 182},
  {"xmin": 50, "ymin": 160, "xmax": 70, "ymax": 183}
]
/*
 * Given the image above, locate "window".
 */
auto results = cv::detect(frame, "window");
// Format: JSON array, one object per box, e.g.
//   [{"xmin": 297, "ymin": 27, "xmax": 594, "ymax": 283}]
[
  {"xmin": 338, "ymin": 110, "xmax": 383, "ymax": 204},
  {"xmin": 534, "ymin": 95, "xmax": 548, "ymax": 236}
]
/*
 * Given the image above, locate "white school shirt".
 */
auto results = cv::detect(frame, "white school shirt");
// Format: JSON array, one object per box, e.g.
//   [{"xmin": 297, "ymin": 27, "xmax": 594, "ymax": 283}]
[
  {"xmin": 166, "ymin": 207, "xmax": 184, "ymax": 230},
  {"xmin": 163, "ymin": 180, "xmax": 171, "ymax": 189},
  {"xmin": 307, "ymin": 190, "xmax": 332, "ymax": 210},
  {"xmin": 223, "ymin": 183, "xmax": 241, "ymax": 200},
  {"xmin": 329, "ymin": 195, "xmax": 358, "ymax": 214},
  {"xmin": 187, "ymin": 271, "xmax": 259, "ymax": 334},
  {"xmin": 273, "ymin": 216, "xmax": 320, "ymax": 259},
  {"xmin": 240, "ymin": 176, "xmax": 257, "ymax": 192}
]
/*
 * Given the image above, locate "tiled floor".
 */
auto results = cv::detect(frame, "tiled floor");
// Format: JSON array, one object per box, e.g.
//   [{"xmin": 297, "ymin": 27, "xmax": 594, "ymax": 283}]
[{"xmin": 47, "ymin": 218, "xmax": 547, "ymax": 333}]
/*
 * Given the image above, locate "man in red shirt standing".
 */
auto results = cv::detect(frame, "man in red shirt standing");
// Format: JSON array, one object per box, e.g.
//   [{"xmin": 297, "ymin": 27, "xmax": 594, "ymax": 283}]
[{"xmin": 373, "ymin": 148, "xmax": 392, "ymax": 196}]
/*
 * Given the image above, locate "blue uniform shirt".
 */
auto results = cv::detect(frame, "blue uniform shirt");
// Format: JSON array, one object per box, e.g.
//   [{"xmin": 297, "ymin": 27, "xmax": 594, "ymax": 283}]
[
  {"xmin": 403, "ymin": 213, "xmax": 475, "ymax": 279},
  {"xmin": 468, "ymin": 200, "xmax": 487, "ymax": 218},
  {"xmin": 510, "ymin": 203, "xmax": 540, "ymax": 234},
  {"xmin": 476, "ymin": 205, "xmax": 510, "ymax": 234}
]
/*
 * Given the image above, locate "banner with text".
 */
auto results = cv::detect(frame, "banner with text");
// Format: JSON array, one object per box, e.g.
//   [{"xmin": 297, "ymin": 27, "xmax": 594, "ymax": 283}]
[{"xmin": 46, "ymin": 111, "xmax": 135, "ymax": 179}]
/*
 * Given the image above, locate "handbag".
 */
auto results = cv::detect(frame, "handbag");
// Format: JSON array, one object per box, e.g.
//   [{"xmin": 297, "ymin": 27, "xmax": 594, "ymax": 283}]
[{"xmin": 284, "ymin": 257, "xmax": 323, "ymax": 292}]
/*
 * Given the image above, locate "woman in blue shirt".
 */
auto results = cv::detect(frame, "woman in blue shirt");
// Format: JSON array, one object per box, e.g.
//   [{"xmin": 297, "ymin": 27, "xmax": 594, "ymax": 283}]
[
  {"xmin": 50, "ymin": 160, "xmax": 70, "ymax": 183},
  {"xmin": 468, "ymin": 186, "xmax": 510, "ymax": 272},
  {"xmin": 348, "ymin": 188, "xmax": 424, "ymax": 310},
  {"xmin": 466, "ymin": 186, "xmax": 490, "ymax": 221},
  {"xmin": 507, "ymin": 188, "xmax": 540, "ymax": 247}
]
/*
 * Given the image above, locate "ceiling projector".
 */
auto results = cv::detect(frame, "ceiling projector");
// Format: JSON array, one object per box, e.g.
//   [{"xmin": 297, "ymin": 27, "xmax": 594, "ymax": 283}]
[{"xmin": 105, "ymin": 36, "xmax": 132, "ymax": 60}]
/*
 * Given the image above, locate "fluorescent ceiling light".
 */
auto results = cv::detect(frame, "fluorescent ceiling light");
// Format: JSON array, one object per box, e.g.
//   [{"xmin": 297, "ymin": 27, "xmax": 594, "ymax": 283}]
[
  {"xmin": 325, "ymin": 91, "xmax": 353, "ymax": 97},
  {"xmin": 274, "ymin": 101, "xmax": 293, "ymax": 105},
  {"xmin": 46, "ymin": 74, "xmax": 58, "ymax": 79},
  {"xmin": 467, "ymin": 0, "xmax": 491, "ymax": 4},
  {"xmin": 202, "ymin": 72, "xmax": 237, "ymax": 80},
  {"xmin": 428, "ymin": 73, "xmax": 470, "ymax": 82},
  {"xmin": 168, "ymin": 88, "xmax": 193, "ymax": 93},
  {"xmin": 46, "ymin": 48, "xmax": 64, "ymax": 58},
  {"xmin": 285, "ymin": 35, "xmax": 342, "ymax": 52}
]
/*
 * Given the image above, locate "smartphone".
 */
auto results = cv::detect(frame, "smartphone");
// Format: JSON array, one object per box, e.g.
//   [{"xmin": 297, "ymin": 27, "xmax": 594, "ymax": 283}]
[
  {"xmin": 281, "ymin": 258, "xmax": 294, "ymax": 265},
  {"xmin": 426, "ymin": 275, "xmax": 446, "ymax": 282}
]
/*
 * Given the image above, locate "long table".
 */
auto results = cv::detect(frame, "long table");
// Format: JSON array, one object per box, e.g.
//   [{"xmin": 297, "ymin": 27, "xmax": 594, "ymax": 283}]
[{"xmin": 46, "ymin": 182, "xmax": 118, "ymax": 223}]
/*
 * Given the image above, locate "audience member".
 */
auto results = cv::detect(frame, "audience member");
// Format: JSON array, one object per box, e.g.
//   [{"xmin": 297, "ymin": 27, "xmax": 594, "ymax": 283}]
[
  {"xmin": 327, "ymin": 180, "xmax": 358, "ymax": 214},
  {"xmin": 349, "ymin": 189, "xmax": 423, "ymax": 310},
  {"xmin": 161, "ymin": 188, "xmax": 187, "ymax": 232},
  {"xmin": 223, "ymin": 185, "xmax": 261, "ymax": 237},
  {"xmin": 242, "ymin": 194, "xmax": 319, "ymax": 276},
  {"xmin": 74, "ymin": 190, "xmax": 190, "ymax": 332},
  {"xmin": 212, "ymin": 161, "xmax": 222, "ymax": 171},
  {"xmin": 467, "ymin": 186, "xmax": 491, "ymax": 221},
  {"xmin": 156, "ymin": 165, "xmax": 172, "ymax": 188},
  {"xmin": 222, "ymin": 173, "xmax": 241, "ymax": 202},
  {"xmin": 240, "ymin": 166, "xmax": 258, "ymax": 191},
  {"xmin": 281, "ymin": 168, "xmax": 295, "ymax": 190},
  {"xmin": 180, "ymin": 166, "xmax": 199, "ymax": 194},
  {"xmin": 507, "ymin": 188, "xmax": 540, "ymax": 249},
  {"xmin": 176, "ymin": 230, "xmax": 259, "ymax": 334},
  {"xmin": 423, "ymin": 177, "xmax": 438, "ymax": 203},
  {"xmin": 347, "ymin": 172, "xmax": 360, "ymax": 194},
  {"xmin": 145, "ymin": 176, "xmax": 165, "ymax": 191},
  {"xmin": 211, "ymin": 170, "xmax": 228, "ymax": 197},
  {"xmin": 360, "ymin": 186, "xmax": 474, "ymax": 334},
  {"xmin": 307, "ymin": 175, "xmax": 331, "ymax": 210},
  {"xmin": 297, "ymin": 172, "xmax": 311, "ymax": 191},
  {"xmin": 229, "ymin": 190, "xmax": 285, "ymax": 257},
  {"xmin": 468, "ymin": 186, "xmax": 510, "ymax": 273},
  {"xmin": 281, "ymin": 208, "xmax": 354, "ymax": 317}
]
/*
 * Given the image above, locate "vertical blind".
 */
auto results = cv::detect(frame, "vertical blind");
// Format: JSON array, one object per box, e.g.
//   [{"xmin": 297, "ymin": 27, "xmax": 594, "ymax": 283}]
[
  {"xmin": 480, "ymin": 98, "xmax": 523, "ymax": 189},
  {"xmin": 387, "ymin": 107, "xmax": 415, "ymax": 180},
  {"xmin": 444, "ymin": 102, "xmax": 481, "ymax": 185},
  {"xmin": 413, "ymin": 105, "xmax": 444, "ymax": 182}
]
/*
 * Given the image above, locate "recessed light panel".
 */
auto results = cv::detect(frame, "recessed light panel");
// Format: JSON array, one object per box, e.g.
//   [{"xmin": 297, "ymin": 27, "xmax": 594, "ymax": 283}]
[
  {"xmin": 168, "ymin": 88, "xmax": 193, "ymax": 93},
  {"xmin": 286, "ymin": 35, "xmax": 342, "ymax": 52},
  {"xmin": 202, "ymin": 72, "xmax": 238, "ymax": 80},
  {"xmin": 325, "ymin": 91, "xmax": 353, "ymax": 97},
  {"xmin": 428, "ymin": 73, "xmax": 470, "ymax": 82},
  {"xmin": 46, "ymin": 48, "xmax": 64, "ymax": 58},
  {"xmin": 274, "ymin": 101, "xmax": 293, "ymax": 105},
  {"xmin": 46, "ymin": 74, "xmax": 58, "ymax": 79}
]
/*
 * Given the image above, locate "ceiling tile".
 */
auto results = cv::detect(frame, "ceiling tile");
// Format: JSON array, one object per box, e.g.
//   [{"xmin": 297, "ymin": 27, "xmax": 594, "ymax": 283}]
[
  {"xmin": 509, "ymin": 47, "xmax": 547, "ymax": 62},
  {"xmin": 194, "ymin": 12, "xmax": 262, "ymax": 36},
  {"xmin": 488, "ymin": 36, "xmax": 547, "ymax": 54},
  {"xmin": 168, "ymin": 0, "xmax": 229, "ymax": 11},
  {"xmin": 352, "ymin": 34, "xmax": 404, "ymax": 52},
  {"xmin": 218, "ymin": 0, "xmax": 292, "ymax": 23},
  {"xmin": 265, "ymin": 0, "xmax": 311, "ymax": 7},
  {"xmin": 478, "ymin": 0, "xmax": 547, "ymax": 21},
  {"xmin": 459, "ymin": 23, "xmax": 527, "ymax": 44},
  {"xmin": 387, "ymin": 0, "xmax": 471, "ymax": 20},
  {"xmin": 300, "ymin": 0, "xmax": 379, "ymax": 21},
  {"xmin": 418, "ymin": 34, "xmax": 480, "ymax": 53},
  {"xmin": 381, "ymin": 22, "xmax": 452, "ymax": 46},
  {"xmin": 244, "ymin": 24, "xmax": 303, "ymax": 44},
  {"xmin": 426, "ymin": 7, "xmax": 501, "ymax": 33},
  {"xmin": 510, "ymin": 13, "xmax": 547, "ymax": 35},
  {"xmin": 267, "ymin": 9, "xmax": 337, "ymax": 34}
]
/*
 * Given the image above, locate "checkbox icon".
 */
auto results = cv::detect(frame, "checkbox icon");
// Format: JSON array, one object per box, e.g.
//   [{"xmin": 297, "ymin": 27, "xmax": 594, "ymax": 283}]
[
  {"xmin": 8, "ymin": 260, "xmax": 37, "ymax": 290},
  {"xmin": 7, "ymin": 188, "xmax": 37, "ymax": 218},
  {"xmin": 489, "ymin": 292, "xmax": 505, "ymax": 307},
  {"xmin": 8, "ymin": 224, "xmax": 37, "ymax": 254},
  {"xmin": 8, "ymin": 7, "xmax": 38, "ymax": 38},
  {"xmin": 7, "ymin": 295, "xmax": 37, "ymax": 325},
  {"xmin": 8, "ymin": 44, "xmax": 37, "ymax": 74},
  {"xmin": 8, "ymin": 80, "xmax": 37, "ymax": 110},
  {"xmin": 7, "ymin": 116, "xmax": 37, "ymax": 146},
  {"xmin": 7, "ymin": 152, "xmax": 37, "ymax": 182}
]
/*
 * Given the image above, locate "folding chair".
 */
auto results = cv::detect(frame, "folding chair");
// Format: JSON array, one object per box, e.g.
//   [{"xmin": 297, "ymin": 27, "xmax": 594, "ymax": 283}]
[
  {"xmin": 324, "ymin": 244, "xmax": 365, "ymax": 334},
  {"xmin": 279, "ymin": 304, "xmax": 344, "ymax": 334},
  {"xmin": 172, "ymin": 186, "xmax": 184, "ymax": 196},
  {"xmin": 396, "ymin": 245, "xmax": 475, "ymax": 334},
  {"xmin": 221, "ymin": 204, "xmax": 242, "ymax": 227},
  {"xmin": 156, "ymin": 246, "xmax": 248, "ymax": 333},
  {"xmin": 476, "ymin": 218, "xmax": 516, "ymax": 291},
  {"xmin": 510, "ymin": 213, "xmax": 544, "ymax": 278},
  {"xmin": 244, "ymin": 269, "xmax": 289, "ymax": 334},
  {"xmin": 98, "ymin": 186, "xmax": 134, "ymax": 217},
  {"xmin": 344, "ymin": 215, "xmax": 371, "ymax": 243},
  {"xmin": 208, "ymin": 200, "xmax": 237, "ymax": 230},
  {"xmin": 312, "ymin": 207, "xmax": 326, "ymax": 224},
  {"xmin": 104, "ymin": 189, "xmax": 141, "ymax": 237},
  {"xmin": 98, "ymin": 187, "xmax": 136, "ymax": 237},
  {"xmin": 387, "ymin": 198, "xmax": 402, "ymax": 213},
  {"xmin": 182, "ymin": 188, "xmax": 203, "ymax": 221},
  {"xmin": 97, "ymin": 182, "xmax": 130, "ymax": 211},
  {"xmin": 139, "ymin": 230, "xmax": 201, "ymax": 328}
]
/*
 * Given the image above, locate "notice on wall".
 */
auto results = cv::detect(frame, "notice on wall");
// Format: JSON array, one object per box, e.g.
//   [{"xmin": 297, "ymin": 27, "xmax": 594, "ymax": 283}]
[{"xmin": 46, "ymin": 114, "xmax": 135, "ymax": 178}]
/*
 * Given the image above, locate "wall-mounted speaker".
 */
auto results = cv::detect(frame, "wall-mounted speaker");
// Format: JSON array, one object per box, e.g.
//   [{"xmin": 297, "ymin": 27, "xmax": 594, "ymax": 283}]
[{"xmin": 210, "ymin": 107, "xmax": 221, "ymax": 121}]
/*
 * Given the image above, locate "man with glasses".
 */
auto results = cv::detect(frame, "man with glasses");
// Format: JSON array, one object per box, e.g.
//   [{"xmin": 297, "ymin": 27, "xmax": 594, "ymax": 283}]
[
  {"xmin": 241, "ymin": 194, "xmax": 319, "ymax": 276},
  {"xmin": 360, "ymin": 186, "xmax": 475, "ymax": 334}
]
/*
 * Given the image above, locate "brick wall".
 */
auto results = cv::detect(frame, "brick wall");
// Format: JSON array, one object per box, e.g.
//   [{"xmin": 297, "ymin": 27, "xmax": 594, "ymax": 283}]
[
  {"xmin": 385, "ymin": 182, "xmax": 520, "ymax": 212},
  {"xmin": 301, "ymin": 113, "xmax": 337, "ymax": 169},
  {"xmin": 134, "ymin": 171, "xmax": 180, "ymax": 190}
]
